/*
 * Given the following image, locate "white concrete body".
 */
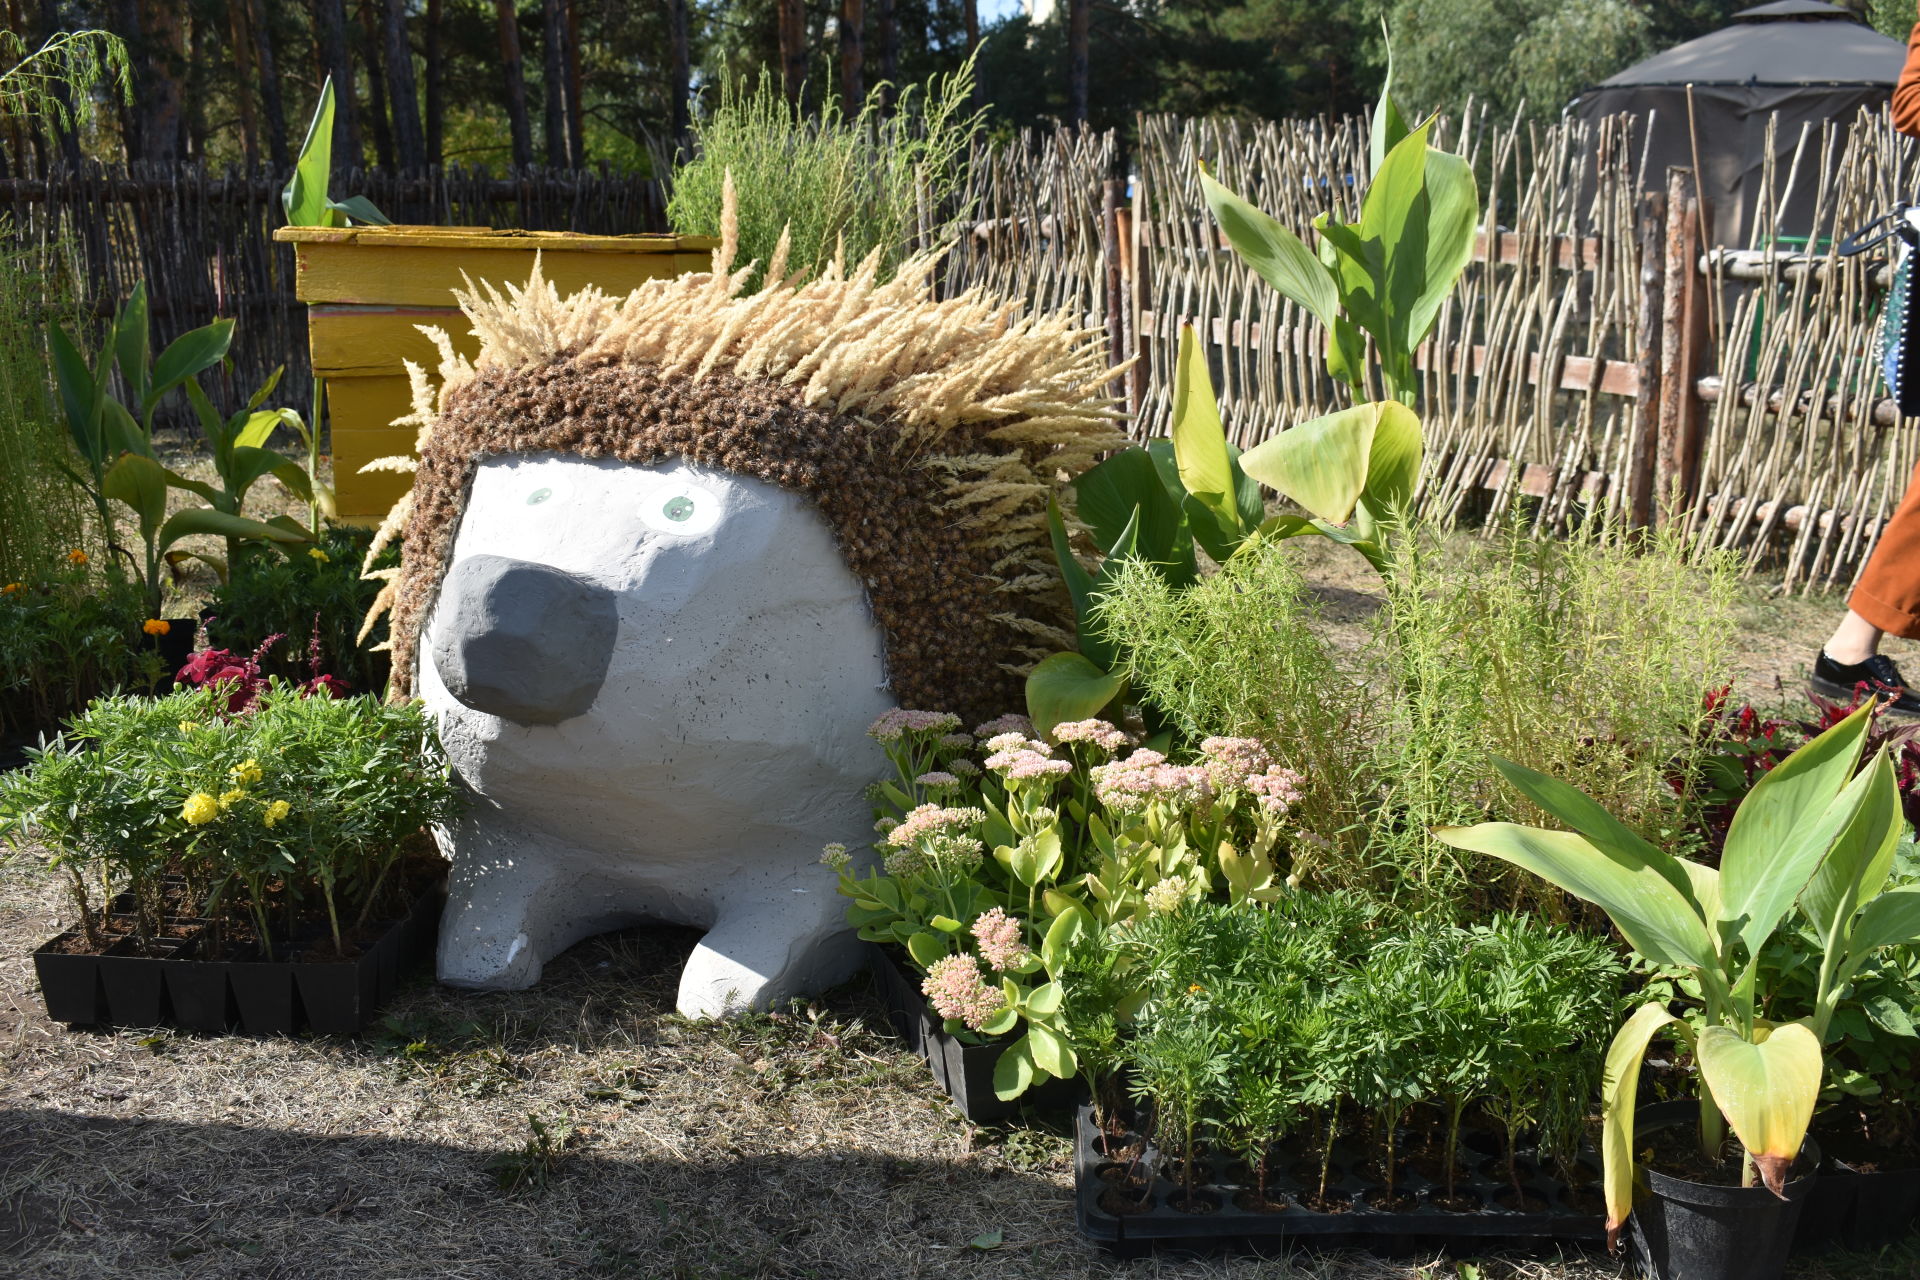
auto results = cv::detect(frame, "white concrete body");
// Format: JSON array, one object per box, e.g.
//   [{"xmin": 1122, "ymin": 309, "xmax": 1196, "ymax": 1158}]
[{"xmin": 419, "ymin": 453, "xmax": 892, "ymax": 1017}]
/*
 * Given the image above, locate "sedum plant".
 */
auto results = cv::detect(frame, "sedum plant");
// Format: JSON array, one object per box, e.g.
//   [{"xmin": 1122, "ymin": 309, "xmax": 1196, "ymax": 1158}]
[{"xmin": 1438, "ymin": 703, "xmax": 1920, "ymax": 1249}]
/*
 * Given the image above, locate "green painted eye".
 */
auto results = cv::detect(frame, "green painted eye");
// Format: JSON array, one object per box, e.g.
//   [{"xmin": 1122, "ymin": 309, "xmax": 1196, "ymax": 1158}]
[
  {"xmin": 662, "ymin": 495, "xmax": 696, "ymax": 523},
  {"xmin": 526, "ymin": 487, "xmax": 553, "ymax": 506}
]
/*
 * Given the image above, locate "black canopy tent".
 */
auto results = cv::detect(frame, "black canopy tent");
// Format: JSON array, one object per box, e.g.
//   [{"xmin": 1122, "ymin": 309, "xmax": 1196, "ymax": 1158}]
[{"xmin": 1571, "ymin": 1, "xmax": 1905, "ymax": 246}]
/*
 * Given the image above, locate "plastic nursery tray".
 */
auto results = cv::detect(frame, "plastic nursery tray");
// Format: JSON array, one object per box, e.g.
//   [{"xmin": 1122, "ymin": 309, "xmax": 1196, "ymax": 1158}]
[
  {"xmin": 32, "ymin": 888, "xmax": 443, "ymax": 1036},
  {"xmin": 1074, "ymin": 1104, "xmax": 1606, "ymax": 1259},
  {"xmin": 867, "ymin": 944, "xmax": 1079, "ymax": 1123}
]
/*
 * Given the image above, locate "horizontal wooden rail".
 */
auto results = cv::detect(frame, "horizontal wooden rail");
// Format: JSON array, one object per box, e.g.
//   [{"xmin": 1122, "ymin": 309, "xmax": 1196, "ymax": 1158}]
[{"xmin": 1140, "ymin": 223, "xmax": 1603, "ymax": 271}]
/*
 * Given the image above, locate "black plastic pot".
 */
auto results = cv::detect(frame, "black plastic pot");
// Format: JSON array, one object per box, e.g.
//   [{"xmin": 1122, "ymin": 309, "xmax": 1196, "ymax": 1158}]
[
  {"xmin": 1072, "ymin": 1103, "xmax": 1605, "ymax": 1258},
  {"xmin": 29, "ymin": 889, "xmax": 445, "ymax": 1036},
  {"xmin": 868, "ymin": 944, "xmax": 1079, "ymax": 1123},
  {"xmin": 1629, "ymin": 1101, "xmax": 1819, "ymax": 1280},
  {"xmin": 97, "ymin": 935, "xmax": 191, "ymax": 1026},
  {"xmin": 31, "ymin": 931, "xmax": 105, "ymax": 1024}
]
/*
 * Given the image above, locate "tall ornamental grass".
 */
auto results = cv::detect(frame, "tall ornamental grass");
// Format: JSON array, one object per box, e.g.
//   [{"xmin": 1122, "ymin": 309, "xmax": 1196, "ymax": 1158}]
[
  {"xmin": 1096, "ymin": 516, "xmax": 1740, "ymax": 919},
  {"xmin": 667, "ymin": 57, "xmax": 983, "ymax": 286},
  {"xmin": 0, "ymin": 234, "xmax": 88, "ymax": 583}
]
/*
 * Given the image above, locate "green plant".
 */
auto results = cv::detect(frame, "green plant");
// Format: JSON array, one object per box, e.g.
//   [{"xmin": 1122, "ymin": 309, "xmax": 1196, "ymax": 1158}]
[
  {"xmin": 0, "ymin": 29, "xmax": 129, "ymax": 138},
  {"xmin": 174, "ymin": 366, "xmax": 321, "ymax": 572},
  {"xmin": 49, "ymin": 284, "xmax": 306, "ymax": 616},
  {"xmin": 1438, "ymin": 703, "xmax": 1920, "ymax": 1249},
  {"xmin": 667, "ymin": 56, "xmax": 983, "ymax": 287},
  {"xmin": 205, "ymin": 525, "xmax": 397, "ymax": 693},
  {"xmin": 0, "ymin": 683, "xmax": 462, "ymax": 957},
  {"xmin": 0, "ymin": 566, "xmax": 161, "ymax": 738},
  {"xmin": 485, "ymin": 1114, "xmax": 574, "ymax": 1193},
  {"xmin": 0, "ymin": 234, "xmax": 88, "ymax": 583}
]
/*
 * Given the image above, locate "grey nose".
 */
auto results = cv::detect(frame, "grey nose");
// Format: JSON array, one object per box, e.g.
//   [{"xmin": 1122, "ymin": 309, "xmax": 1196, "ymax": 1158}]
[{"xmin": 431, "ymin": 554, "xmax": 619, "ymax": 725}]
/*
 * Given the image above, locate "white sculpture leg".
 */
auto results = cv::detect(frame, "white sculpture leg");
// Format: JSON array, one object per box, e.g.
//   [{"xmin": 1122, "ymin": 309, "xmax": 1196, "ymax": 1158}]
[
  {"xmin": 676, "ymin": 859, "xmax": 865, "ymax": 1017},
  {"xmin": 435, "ymin": 816, "xmax": 630, "ymax": 990}
]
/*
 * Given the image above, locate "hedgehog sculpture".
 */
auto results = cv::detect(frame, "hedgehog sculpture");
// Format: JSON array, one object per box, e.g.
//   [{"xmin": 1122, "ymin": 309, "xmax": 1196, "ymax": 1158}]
[{"xmin": 364, "ymin": 190, "xmax": 1127, "ymax": 1016}]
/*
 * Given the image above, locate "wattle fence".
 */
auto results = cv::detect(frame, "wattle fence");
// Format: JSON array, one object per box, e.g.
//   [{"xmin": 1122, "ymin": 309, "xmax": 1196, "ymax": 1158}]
[{"xmin": 5, "ymin": 114, "xmax": 1915, "ymax": 592}]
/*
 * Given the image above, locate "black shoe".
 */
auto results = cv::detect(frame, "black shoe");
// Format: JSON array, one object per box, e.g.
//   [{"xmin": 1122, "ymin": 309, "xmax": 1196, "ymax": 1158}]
[{"xmin": 1810, "ymin": 651, "xmax": 1920, "ymax": 715}]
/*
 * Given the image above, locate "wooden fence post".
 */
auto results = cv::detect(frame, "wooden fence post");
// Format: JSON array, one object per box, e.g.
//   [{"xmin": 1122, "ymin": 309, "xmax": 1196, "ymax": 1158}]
[
  {"xmin": 1657, "ymin": 166, "xmax": 1711, "ymax": 527},
  {"xmin": 1626, "ymin": 188, "xmax": 1665, "ymax": 529},
  {"xmin": 1102, "ymin": 177, "xmax": 1125, "ymax": 380}
]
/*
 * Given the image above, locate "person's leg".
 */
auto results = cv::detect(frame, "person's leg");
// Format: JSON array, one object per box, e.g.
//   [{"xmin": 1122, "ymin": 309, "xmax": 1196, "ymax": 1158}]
[
  {"xmin": 1812, "ymin": 456, "xmax": 1920, "ymax": 711},
  {"xmin": 1823, "ymin": 610, "xmax": 1885, "ymax": 666}
]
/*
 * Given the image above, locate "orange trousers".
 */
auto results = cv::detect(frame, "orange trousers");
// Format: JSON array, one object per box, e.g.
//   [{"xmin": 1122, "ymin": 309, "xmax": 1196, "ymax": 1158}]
[{"xmin": 1855, "ymin": 456, "xmax": 1920, "ymax": 639}]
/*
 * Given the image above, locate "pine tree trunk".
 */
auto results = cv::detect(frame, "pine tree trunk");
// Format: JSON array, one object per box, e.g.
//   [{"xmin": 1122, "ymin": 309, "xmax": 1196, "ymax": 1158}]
[
  {"xmin": 493, "ymin": 0, "xmax": 534, "ymax": 168},
  {"xmin": 564, "ymin": 0, "xmax": 585, "ymax": 166},
  {"xmin": 424, "ymin": 0, "xmax": 444, "ymax": 165},
  {"xmin": 135, "ymin": 0, "xmax": 189, "ymax": 161},
  {"xmin": 541, "ymin": 0, "xmax": 568, "ymax": 165},
  {"xmin": 251, "ymin": 0, "xmax": 290, "ymax": 172},
  {"xmin": 877, "ymin": 0, "xmax": 896, "ymax": 114},
  {"xmin": 358, "ymin": 0, "xmax": 395, "ymax": 169},
  {"xmin": 382, "ymin": 0, "xmax": 427, "ymax": 170},
  {"xmin": 227, "ymin": 0, "xmax": 262, "ymax": 167},
  {"xmin": 840, "ymin": 0, "xmax": 863, "ymax": 116},
  {"xmin": 778, "ymin": 0, "xmax": 806, "ymax": 107},
  {"xmin": 668, "ymin": 0, "xmax": 691, "ymax": 146},
  {"xmin": 1067, "ymin": 0, "xmax": 1089, "ymax": 127},
  {"xmin": 314, "ymin": 0, "xmax": 360, "ymax": 174}
]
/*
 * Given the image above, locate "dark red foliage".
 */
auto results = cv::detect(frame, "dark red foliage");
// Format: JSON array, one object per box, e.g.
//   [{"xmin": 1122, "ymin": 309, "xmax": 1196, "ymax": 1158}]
[{"xmin": 177, "ymin": 617, "xmax": 350, "ymax": 714}]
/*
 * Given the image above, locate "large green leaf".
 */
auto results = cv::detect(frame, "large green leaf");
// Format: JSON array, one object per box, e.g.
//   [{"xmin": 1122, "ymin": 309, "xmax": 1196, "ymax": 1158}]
[
  {"xmin": 1490, "ymin": 755, "xmax": 1705, "ymax": 910},
  {"xmin": 1047, "ymin": 497, "xmax": 1098, "ymax": 632},
  {"xmin": 234, "ymin": 409, "xmax": 291, "ymax": 451},
  {"xmin": 1238, "ymin": 402, "xmax": 1383, "ymax": 525},
  {"xmin": 1072, "ymin": 447, "xmax": 1190, "ymax": 579},
  {"xmin": 111, "ymin": 282, "xmax": 151, "ymax": 412},
  {"xmin": 1199, "ymin": 168, "xmax": 1338, "ymax": 329},
  {"xmin": 99, "ymin": 396, "xmax": 148, "ymax": 460},
  {"xmin": 1171, "ymin": 325, "xmax": 1241, "ymax": 542},
  {"xmin": 1600, "ymin": 1003, "xmax": 1681, "ymax": 1250},
  {"xmin": 148, "ymin": 320, "xmax": 235, "ymax": 417},
  {"xmin": 1434, "ymin": 822, "xmax": 1716, "ymax": 971},
  {"xmin": 1719, "ymin": 703, "xmax": 1874, "ymax": 962},
  {"xmin": 1358, "ymin": 121, "xmax": 1436, "ymax": 387},
  {"xmin": 991, "ymin": 1035, "xmax": 1038, "ymax": 1101},
  {"xmin": 284, "ymin": 75, "xmax": 337, "ymax": 227},
  {"xmin": 1360, "ymin": 400, "xmax": 1423, "ymax": 513},
  {"xmin": 1368, "ymin": 25, "xmax": 1410, "ymax": 180},
  {"xmin": 1801, "ymin": 749, "xmax": 1903, "ymax": 944},
  {"xmin": 225, "ymin": 445, "xmax": 301, "ymax": 505},
  {"xmin": 48, "ymin": 325, "xmax": 105, "ymax": 464},
  {"xmin": 1026, "ymin": 1021, "xmax": 1077, "ymax": 1079},
  {"xmin": 1696, "ymin": 1022, "xmax": 1822, "ymax": 1198},
  {"xmin": 102, "ymin": 453, "xmax": 169, "ymax": 541},
  {"xmin": 1026, "ymin": 652, "xmax": 1124, "ymax": 744},
  {"xmin": 1847, "ymin": 885, "xmax": 1920, "ymax": 957},
  {"xmin": 327, "ymin": 194, "xmax": 392, "ymax": 226},
  {"xmin": 156, "ymin": 507, "xmax": 310, "ymax": 553},
  {"xmin": 1411, "ymin": 147, "xmax": 1480, "ymax": 350}
]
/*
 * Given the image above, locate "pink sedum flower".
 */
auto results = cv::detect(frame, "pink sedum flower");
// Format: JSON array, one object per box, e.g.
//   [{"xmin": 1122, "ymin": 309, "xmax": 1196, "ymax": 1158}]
[
  {"xmin": 1054, "ymin": 718, "xmax": 1130, "ymax": 754},
  {"xmin": 1247, "ymin": 766, "xmax": 1306, "ymax": 815},
  {"xmin": 1199, "ymin": 736, "xmax": 1273, "ymax": 790},
  {"xmin": 922, "ymin": 954, "xmax": 1007, "ymax": 1031},
  {"xmin": 1089, "ymin": 748, "xmax": 1213, "ymax": 815},
  {"xmin": 974, "ymin": 713, "xmax": 1035, "ymax": 739},
  {"xmin": 868, "ymin": 708, "xmax": 963, "ymax": 742},
  {"xmin": 916, "ymin": 771, "xmax": 961, "ymax": 792},
  {"xmin": 970, "ymin": 906, "xmax": 1032, "ymax": 972}
]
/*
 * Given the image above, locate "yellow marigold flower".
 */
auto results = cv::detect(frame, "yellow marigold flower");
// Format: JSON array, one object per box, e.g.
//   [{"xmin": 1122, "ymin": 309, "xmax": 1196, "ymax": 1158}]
[
  {"xmin": 142, "ymin": 618, "xmax": 170, "ymax": 636},
  {"xmin": 1, "ymin": 582, "xmax": 22, "ymax": 595},
  {"xmin": 230, "ymin": 758, "xmax": 263, "ymax": 785},
  {"xmin": 308, "ymin": 547, "xmax": 330, "ymax": 563},
  {"xmin": 218, "ymin": 788, "xmax": 246, "ymax": 810},
  {"xmin": 262, "ymin": 799, "xmax": 291, "ymax": 829},
  {"xmin": 179, "ymin": 720, "xmax": 198, "ymax": 734},
  {"xmin": 181, "ymin": 792, "xmax": 220, "ymax": 825},
  {"xmin": 66, "ymin": 548, "xmax": 87, "ymax": 565}
]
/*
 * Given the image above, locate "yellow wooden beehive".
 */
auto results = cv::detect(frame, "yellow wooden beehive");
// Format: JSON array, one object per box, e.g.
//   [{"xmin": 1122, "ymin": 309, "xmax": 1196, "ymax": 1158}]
[{"xmin": 273, "ymin": 225, "xmax": 716, "ymax": 520}]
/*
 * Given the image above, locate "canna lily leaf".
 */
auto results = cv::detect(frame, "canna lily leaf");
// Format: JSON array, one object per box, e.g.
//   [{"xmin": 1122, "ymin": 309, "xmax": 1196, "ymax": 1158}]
[
  {"xmin": 1696, "ymin": 1022, "xmax": 1822, "ymax": 1199},
  {"xmin": 1718, "ymin": 703, "xmax": 1875, "ymax": 963},
  {"xmin": 1239, "ymin": 402, "xmax": 1377, "ymax": 525},
  {"xmin": 157, "ymin": 508, "xmax": 311, "ymax": 552},
  {"xmin": 1600, "ymin": 1003, "xmax": 1683, "ymax": 1252},
  {"xmin": 1026, "ymin": 652, "xmax": 1123, "ymax": 744},
  {"xmin": 1368, "ymin": 28, "xmax": 1410, "ymax": 179},
  {"xmin": 1845, "ymin": 884, "xmax": 1920, "ymax": 957},
  {"xmin": 1434, "ymin": 822, "xmax": 1717, "ymax": 972},
  {"xmin": 103, "ymin": 452, "xmax": 170, "ymax": 541},
  {"xmin": 285, "ymin": 76, "xmax": 337, "ymax": 227},
  {"xmin": 1171, "ymin": 325, "xmax": 1241, "ymax": 544},
  {"xmin": 1198, "ymin": 166, "xmax": 1338, "ymax": 330},
  {"xmin": 112, "ymin": 282, "xmax": 152, "ymax": 412},
  {"xmin": 1801, "ymin": 748, "xmax": 1902, "ymax": 940}
]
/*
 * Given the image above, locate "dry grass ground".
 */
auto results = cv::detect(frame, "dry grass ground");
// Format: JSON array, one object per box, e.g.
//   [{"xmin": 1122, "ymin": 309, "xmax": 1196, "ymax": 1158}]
[{"xmin": 10, "ymin": 439, "xmax": 1918, "ymax": 1278}]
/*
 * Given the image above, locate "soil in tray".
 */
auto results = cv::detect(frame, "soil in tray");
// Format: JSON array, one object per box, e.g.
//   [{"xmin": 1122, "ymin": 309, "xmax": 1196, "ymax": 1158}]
[
  {"xmin": 1430, "ymin": 1191, "xmax": 1484, "ymax": 1213},
  {"xmin": 1296, "ymin": 1190, "xmax": 1352, "ymax": 1214},
  {"xmin": 1559, "ymin": 1185, "xmax": 1604, "ymax": 1215},
  {"xmin": 1098, "ymin": 1187, "xmax": 1154, "ymax": 1217},
  {"xmin": 1165, "ymin": 1191, "xmax": 1221, "ymax": 1215},
  {"xmin": 1812, "ymin": 1108, "xmax": 1920, "ymax": 1173},
  {"xmin": 1359, "ymin": 1188, "xmax": 1417, "ymax": 1212},
  {"xmin": 1491, "ymin": 1187, "xmax": 1551, "ymax": 1212},
  {"xmin": 1232, "ymin": 1189, "xmax": 1291, "ymax": 1213}
]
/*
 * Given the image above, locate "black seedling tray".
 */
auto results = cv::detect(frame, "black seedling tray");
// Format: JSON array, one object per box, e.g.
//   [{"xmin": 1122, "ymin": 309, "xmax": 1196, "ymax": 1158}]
[
  {"xmin": 868, "ymin": 944, "xmax": 1079, "ymax": 1123},
  {"xmin": 1074, "ymin": 1104, "xmax": 1606, "ymax": 1258},
  {"xmin": 31, "ymin": 888, "xmax": 442, "ymax": 1036}
]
